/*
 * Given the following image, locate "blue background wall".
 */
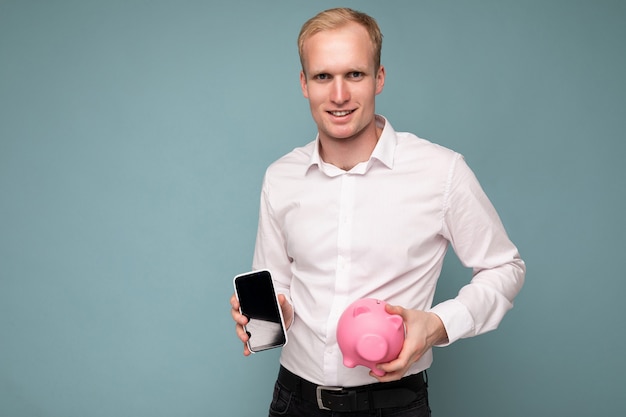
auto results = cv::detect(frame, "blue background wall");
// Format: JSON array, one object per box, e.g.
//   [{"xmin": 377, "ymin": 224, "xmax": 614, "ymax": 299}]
[{"xmin": 1, "ymin": 1, "xmax": 624, "ymax": 416}]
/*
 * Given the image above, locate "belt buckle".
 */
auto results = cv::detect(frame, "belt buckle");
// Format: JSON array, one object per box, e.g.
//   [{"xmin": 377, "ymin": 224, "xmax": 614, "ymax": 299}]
[{"xmin": 315, "ymin": 386, "xmax": 343, "ymax": 410}]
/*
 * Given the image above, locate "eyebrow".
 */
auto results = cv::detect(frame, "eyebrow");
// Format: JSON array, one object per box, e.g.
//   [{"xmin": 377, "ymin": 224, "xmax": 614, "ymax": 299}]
[{"xmin": 308, "ymin": 66, "xmax": 370, "ymax": 76}]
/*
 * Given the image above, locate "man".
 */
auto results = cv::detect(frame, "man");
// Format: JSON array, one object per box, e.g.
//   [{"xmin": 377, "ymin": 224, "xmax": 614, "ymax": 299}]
[{"xmin": 231, "ymin": 7, "xmax": 525, "ymax": 416}]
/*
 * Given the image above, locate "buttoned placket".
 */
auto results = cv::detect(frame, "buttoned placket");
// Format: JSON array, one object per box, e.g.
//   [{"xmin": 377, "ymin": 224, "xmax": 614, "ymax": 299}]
[{"xmin": 322, "ymin": 171, "xmax": 357, "ymax": 385}]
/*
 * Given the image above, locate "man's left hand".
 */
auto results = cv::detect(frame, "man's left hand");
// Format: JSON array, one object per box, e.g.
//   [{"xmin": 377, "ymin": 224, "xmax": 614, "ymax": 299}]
[{"xmin": 371, "ymin": 304, "xmax": 448, "ymax": 382}]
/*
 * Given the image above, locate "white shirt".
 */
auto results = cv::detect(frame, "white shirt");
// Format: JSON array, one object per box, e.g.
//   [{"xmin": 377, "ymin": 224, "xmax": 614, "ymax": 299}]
[{"xmin": 252, "ymin": 116, "xmax": 525, "ymax": 387}]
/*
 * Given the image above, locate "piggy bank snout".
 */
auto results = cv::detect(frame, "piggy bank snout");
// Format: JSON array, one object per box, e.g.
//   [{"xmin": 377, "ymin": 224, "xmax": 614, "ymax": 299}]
[
  {"xmin": 337, "ymin": 298, "xmax": 406, "ymax": 375},
  {"xmin": 356, "ymin": 334, "xmax": 388, "ymax": 361}
]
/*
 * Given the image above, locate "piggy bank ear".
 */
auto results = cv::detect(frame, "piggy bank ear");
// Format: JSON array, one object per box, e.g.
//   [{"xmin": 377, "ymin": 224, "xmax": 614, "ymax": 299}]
[
  {"xmin": 387, "ymin": 315, "xmax": 403, "ymax": 330},
  {"xmin": 353, "ymin": 306, "xmax": 371, "ymax": 317}
]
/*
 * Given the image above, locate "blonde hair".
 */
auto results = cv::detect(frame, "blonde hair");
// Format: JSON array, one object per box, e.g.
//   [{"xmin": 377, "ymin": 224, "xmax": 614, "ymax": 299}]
[{"xmin": 298, "ymin": 8, "xmax": 383, "ymax": 72}]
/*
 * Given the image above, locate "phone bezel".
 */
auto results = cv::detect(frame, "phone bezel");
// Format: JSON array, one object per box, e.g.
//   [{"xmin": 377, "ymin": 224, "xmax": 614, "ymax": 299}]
[{"xmin": 233, "ymin": 269, "xmax": 288, "ymax": 353}]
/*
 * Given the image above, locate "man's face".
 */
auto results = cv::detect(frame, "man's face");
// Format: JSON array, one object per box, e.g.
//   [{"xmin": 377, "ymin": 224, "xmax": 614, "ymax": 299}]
[{"xmin": 299, "ymin": 23, "xmax": 385, "ymax": 144}]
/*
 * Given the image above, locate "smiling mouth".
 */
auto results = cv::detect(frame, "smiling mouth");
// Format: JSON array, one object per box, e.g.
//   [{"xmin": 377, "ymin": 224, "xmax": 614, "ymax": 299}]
[{"xmin": 328, "ymin": 110, "xmax": 354, "ymax": 117}]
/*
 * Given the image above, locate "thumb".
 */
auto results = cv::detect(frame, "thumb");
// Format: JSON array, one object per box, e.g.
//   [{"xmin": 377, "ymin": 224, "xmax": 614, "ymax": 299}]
[
  {"xmin": 385, "ymin": 302, "xmax": 405, "ymax": 317},
  {"xmin": 277, "ymin": 294, "xmax": 294, "ymax": 328}
]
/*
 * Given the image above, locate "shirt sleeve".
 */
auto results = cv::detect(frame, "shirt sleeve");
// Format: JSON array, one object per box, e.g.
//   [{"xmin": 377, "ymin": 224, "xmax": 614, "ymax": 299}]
[
  {"xmin": 251, "ymin": 174, "xmax": 294, "ymax": 310},
  {"xmin": 429, "ymin": 154, "xmax": 526, "ymax": 345}
]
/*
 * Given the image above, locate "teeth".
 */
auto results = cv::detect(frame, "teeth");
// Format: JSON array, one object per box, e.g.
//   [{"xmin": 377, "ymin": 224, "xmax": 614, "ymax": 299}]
[{"xmin": 331, "ymin": 110, "xmax": 352, "ymax": 116}]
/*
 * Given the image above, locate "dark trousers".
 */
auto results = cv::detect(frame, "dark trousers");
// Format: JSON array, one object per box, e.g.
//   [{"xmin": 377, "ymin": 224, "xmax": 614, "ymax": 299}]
[{"xmin": 268, "ymin": 367, "xmax": 431, "ymax": 417}]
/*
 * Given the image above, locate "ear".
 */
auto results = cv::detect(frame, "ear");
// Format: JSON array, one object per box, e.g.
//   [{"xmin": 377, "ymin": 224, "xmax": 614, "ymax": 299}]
[
  {"xmin": 300, "ymin": 70, "xmax": 309, "ymax": 99},
  {"xmin": 353, "ymin": 306, "xmax": 371, "ymax": 317},
  {"xmin": 387, "ymin": 314, "xmax": 403, "ymax": 330},
  {"xmin": 375, "ymin": 65, "xmax": 386, "ymax": 95}
]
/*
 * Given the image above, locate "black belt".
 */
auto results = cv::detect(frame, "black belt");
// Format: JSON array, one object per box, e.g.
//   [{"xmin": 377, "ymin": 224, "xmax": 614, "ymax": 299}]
[{"xmin": 277, "ymin": 366, "xmax": 427, "ymax": 412}]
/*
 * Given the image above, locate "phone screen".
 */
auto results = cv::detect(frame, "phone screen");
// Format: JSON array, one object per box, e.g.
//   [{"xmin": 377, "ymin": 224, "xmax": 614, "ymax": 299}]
[{"xmin": 234, "ymin": 270, "xmax": 287, "ymax": 352}]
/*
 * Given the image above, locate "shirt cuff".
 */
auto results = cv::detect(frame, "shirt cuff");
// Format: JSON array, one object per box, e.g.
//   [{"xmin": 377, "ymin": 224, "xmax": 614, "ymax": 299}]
[{"xmin": 428, "ymin": 299, "xmax": 475, "ymax": 346}]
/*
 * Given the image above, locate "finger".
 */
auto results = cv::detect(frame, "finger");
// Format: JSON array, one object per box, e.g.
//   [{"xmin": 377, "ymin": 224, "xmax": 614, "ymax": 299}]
[
  {"xmin": 373, "ymin": 354, "xmax": 413, "ymax": 382},
  {"xmin": 384, "ymin": 303, "xmax": 405, "ymax": 317},
  {"xmin": 230, "ymin": 293, "xmax": 240, "ymax": 307},
  {"xmin": 233, "ymin": 320, "xmax": 253, "ymax": 356},
  {"xmin": 230, "ymin": 293, "xmax": 252, "ymax": 356},
  {"xmin": 277, "ymin": 294, "xmax": 294, "ymax": 328},
  {"xmin": 278, "ymin": 293, "xmax": 290, "ymax": 311},
  {"xmin": 230, "ymin": 294, "xmax": 249, "ymax": 325},
  {"xmin": 230, "ymin": 294, "xmax": 240, "ymax": 314},
  {"xmin": 231, "ymin": 306, "xmax": 248, "ymax": 325},
  {"xmin": 370, "ymin": 368, "xmax": 404, "ymax": 383},
  {"xmin": 235, "ymin": 321, "xmax": 249, "ymax": 341},
  {"xmin": 376, "ymin": 354, "xmax": 409, "ymax": 375}
]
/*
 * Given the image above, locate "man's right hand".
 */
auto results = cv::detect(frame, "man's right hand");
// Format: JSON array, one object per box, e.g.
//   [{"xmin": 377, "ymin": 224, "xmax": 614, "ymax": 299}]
[{"xmin": 230, "ymin": 293, "xmax": 294, "ymax": 356}]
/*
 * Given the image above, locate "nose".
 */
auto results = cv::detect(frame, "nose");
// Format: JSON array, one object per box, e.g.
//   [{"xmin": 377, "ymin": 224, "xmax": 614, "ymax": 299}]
[{"xmin": 330, "ymin": 79, "xmax": 350, "ymax": 105}]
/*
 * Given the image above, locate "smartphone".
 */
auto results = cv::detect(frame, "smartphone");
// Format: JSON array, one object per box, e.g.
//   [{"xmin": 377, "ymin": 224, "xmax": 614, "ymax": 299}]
[{"xmin": 233, "ymin": 269, "xmax": 287, "ymax": 353}]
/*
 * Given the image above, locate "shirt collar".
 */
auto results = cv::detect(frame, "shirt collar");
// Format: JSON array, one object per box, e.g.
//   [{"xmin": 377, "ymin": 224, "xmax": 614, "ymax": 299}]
[
  {"xmin": 306, "ymin": 115, "xmax": 396, "ymax": 175},
  {"xmin": 370, "ymin": 115, "xmax": 395, "ymax": 170}
]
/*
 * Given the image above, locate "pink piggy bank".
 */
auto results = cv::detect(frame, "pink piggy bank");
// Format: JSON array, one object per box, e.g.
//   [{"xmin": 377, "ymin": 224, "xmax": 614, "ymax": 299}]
[{"xmin": 336, "ymin": 298, "xmax": 405, "ymax": 376}]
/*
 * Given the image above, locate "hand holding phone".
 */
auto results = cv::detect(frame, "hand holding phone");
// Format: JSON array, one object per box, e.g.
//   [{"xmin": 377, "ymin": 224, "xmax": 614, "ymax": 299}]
[{"xmin": 233, "ymin": 270, "xmax": 288, "ymax": 353}]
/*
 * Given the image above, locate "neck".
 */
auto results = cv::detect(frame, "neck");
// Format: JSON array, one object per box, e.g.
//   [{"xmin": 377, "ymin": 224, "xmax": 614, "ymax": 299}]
[{"xmin": 319, "ymin": 123, "xmax": 382, "ymax": 171}]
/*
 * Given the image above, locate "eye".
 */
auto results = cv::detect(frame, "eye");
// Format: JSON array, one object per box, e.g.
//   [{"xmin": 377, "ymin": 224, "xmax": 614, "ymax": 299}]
[
  {"xmin": 314, "ymin": 73, "xmax": 330, "ymax": 81},
  {"xmin": 348, "ymin": 71, "xmax": 364, "ymax": 79}
]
